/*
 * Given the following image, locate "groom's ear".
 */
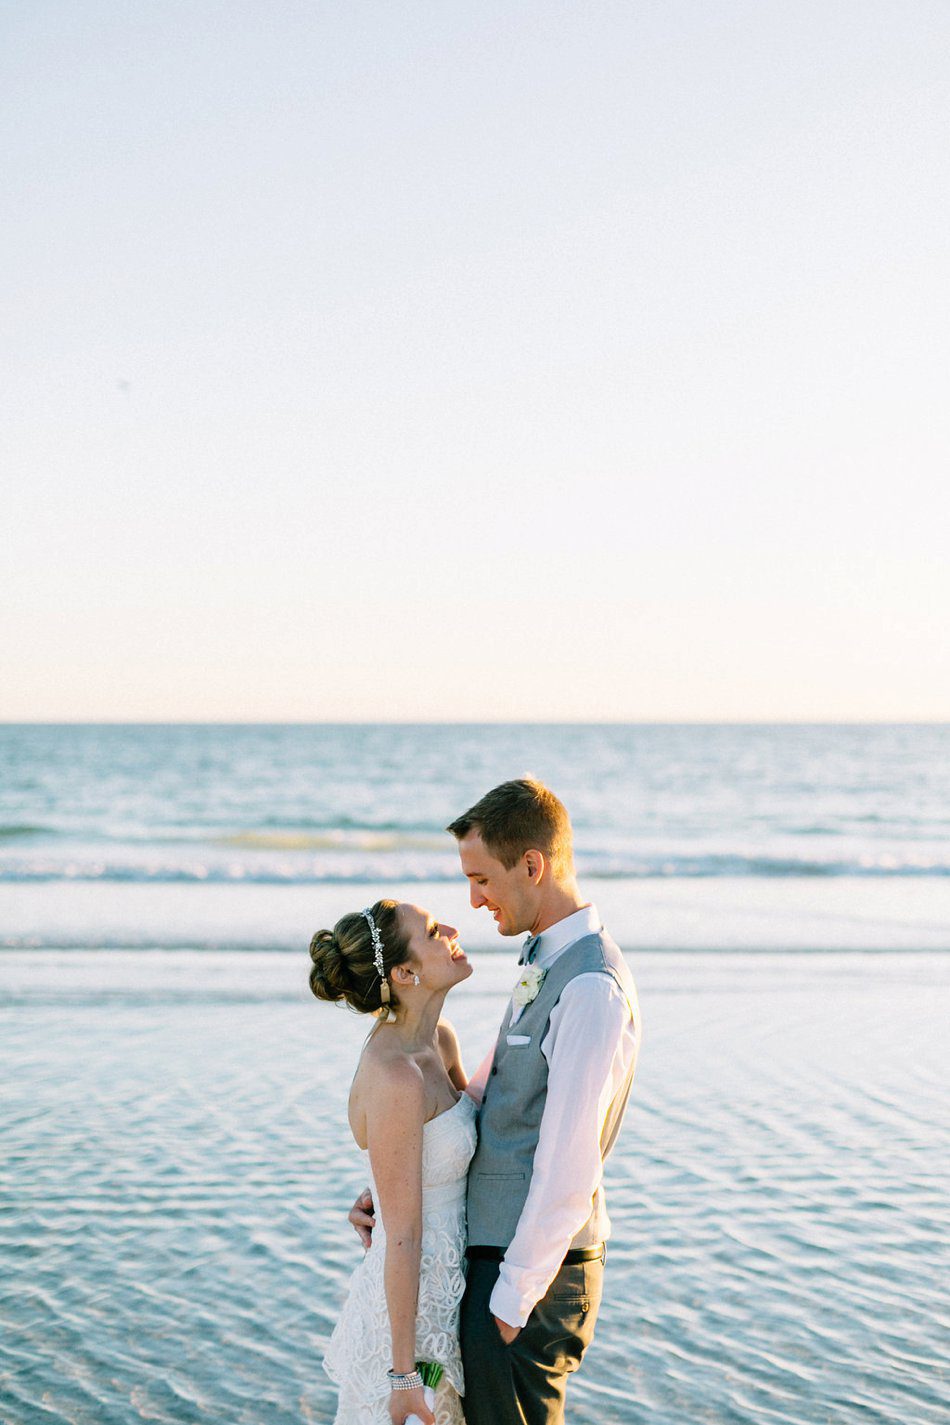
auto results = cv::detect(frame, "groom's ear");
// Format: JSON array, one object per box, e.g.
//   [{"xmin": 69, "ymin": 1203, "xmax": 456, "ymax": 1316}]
[{"xmin": 524, "ymin": 849, "xmax": 545, "ymax": 882}]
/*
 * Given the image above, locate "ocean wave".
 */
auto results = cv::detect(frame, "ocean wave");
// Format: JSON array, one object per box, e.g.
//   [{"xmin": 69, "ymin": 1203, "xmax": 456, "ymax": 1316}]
[
  {"xmin": 256, "ymin": 814, "xmax": 445, "ymax": 834},
  {"xmin": 4, "ymin": 937, "xmax": 947, "ymax": 956},
  {"xmin": 216, "ymin": 830, "xmax": 447, "ymax": 852},
  {"xmin": 0, "ymin": 824, "xmax": 451, "ymax": 850},
  {"xmin": 0, "ymin": 865, "xmax": 456, "ymax": 885},
  {"xmin": 587, "ymin": 855, "xmax": 950, "ymax": 878},
  {"xmin": 2, "ymin": 851, "xmax": 950, "ymax": 884}
]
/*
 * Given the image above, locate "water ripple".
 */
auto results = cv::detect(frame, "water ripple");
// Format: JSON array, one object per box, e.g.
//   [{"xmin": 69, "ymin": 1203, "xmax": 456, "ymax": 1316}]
[{"xmin": 1, "ymin": 951, "xmax": 948, "ymax": 1423}]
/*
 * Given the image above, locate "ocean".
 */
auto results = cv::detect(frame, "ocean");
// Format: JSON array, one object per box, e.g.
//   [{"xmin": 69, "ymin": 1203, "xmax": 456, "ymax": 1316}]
[
  {"xmin": 1, "ymin": 724, "xmax": 948, "ymax": 1423},
  {"xmin": 3, "ymin": 722, "xmax": 950, "ymax": 954}
]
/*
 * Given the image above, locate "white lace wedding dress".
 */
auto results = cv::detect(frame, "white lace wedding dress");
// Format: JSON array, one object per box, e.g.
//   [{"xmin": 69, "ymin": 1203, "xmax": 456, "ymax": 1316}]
[{"xmin": 324, "ymin": 1092, "xmax": 477, "ymax": 1425}]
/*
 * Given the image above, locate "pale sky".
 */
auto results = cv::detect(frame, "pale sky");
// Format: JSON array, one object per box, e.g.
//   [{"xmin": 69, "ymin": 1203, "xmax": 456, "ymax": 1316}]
[{"xmin": 3, "ymin": 1, "xmax": 948, "ymax": 721}]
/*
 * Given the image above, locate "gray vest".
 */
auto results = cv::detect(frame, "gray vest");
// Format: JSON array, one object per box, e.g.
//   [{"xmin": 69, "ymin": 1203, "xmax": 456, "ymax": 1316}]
[{"xmin": 467, "ymin": 929, "xmax": 639, "ymax": 1250}]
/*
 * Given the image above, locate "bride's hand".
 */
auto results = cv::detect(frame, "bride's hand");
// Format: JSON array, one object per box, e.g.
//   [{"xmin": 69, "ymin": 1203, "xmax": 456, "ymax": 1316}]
[
  {"xmin": 389, "ymin": 1386, "xmax": 435, "ymax": 1425},
  {"xmin": 348, "ymin": 1187, "xmax": 375, "ymax": 1249}
]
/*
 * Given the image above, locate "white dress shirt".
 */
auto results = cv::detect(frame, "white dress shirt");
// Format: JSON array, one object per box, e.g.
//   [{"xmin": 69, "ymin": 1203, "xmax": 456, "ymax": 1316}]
[{"xmin": 467, "ymin": 904, "xmax": 641, "ymax": 1328}]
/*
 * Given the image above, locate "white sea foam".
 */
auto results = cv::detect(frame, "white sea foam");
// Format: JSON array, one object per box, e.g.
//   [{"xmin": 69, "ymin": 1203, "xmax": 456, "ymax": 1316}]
[{"xmin": 3, "ymin": 876, "xmax": 950, "ymax": 954}]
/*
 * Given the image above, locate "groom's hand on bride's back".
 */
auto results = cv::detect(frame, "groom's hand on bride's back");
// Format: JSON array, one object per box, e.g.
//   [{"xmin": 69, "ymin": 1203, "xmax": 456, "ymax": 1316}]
[{"xmin": 348, "ymin": 1187, "xmax": 375, "ymax": 1249}]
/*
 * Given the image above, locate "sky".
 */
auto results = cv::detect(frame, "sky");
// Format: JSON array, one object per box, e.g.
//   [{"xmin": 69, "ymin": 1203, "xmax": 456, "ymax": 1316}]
[{"xmin": 3, "ymin": 1, "xmax": 949, "ymax": 722}]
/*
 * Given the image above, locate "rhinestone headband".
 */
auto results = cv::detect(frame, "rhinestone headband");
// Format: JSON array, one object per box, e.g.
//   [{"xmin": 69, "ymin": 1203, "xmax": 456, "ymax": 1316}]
[{"xmin": 361, "ymin": 907, "xmax": 391, "ymax": 1004}]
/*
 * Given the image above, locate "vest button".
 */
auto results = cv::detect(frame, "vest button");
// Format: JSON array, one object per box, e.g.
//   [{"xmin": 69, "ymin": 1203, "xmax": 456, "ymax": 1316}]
[{"xmin": 491, "ymin": 1066, "xmax": 498, "ymax": 1075}]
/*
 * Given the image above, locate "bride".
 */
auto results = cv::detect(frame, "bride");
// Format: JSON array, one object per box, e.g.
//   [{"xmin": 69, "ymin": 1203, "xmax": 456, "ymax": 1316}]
[{"xmin": 309, "ymin": 899, "xmax": 476, "ymax": 1425}]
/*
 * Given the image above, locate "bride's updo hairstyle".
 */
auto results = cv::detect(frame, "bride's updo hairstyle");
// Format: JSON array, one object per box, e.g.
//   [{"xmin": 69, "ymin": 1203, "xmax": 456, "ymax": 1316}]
[{"xmin": 309, "ymin": 899, "xmax": 412, "ymax": 1015}]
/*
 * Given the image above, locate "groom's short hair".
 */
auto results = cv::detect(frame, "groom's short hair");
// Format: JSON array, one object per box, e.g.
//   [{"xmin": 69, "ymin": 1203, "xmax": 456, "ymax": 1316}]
[{"xmin": 446, "ymin": 777, "xmax": 574, "ymax": 880}]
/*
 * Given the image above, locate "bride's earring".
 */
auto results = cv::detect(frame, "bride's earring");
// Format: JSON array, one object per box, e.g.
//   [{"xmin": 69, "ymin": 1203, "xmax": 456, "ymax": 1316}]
[{"xmin": 413, "ymin": 973, "xmax": 420, "ymax": 986}]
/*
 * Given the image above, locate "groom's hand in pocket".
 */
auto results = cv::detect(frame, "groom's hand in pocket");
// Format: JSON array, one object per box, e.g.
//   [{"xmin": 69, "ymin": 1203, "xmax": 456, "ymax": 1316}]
[
  {"xmin": 493, "ymin": 1314, "xmax": 521, "ymax": 1345},
  {"xmin": 348, "ymin": 1187, "xmax": 375, "ymax": 1249}
]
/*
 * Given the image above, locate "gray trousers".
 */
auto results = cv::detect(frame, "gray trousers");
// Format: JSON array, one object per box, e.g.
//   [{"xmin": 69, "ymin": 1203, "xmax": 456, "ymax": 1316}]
[{"xmin": 459, "ymin": 1255, "xmax": 604, "ymax": 1425}]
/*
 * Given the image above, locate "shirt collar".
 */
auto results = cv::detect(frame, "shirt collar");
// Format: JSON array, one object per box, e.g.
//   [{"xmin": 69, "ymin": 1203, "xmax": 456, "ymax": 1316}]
[{"xmin": 530, "ymin": 904, "xmax": 600, "ymax": 968}]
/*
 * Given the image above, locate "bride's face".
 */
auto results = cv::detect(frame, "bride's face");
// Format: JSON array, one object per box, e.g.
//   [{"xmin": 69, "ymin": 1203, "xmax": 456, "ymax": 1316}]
[{"xmin": 397, "ymin": 904, "xmax": 472, "ymax": 990}]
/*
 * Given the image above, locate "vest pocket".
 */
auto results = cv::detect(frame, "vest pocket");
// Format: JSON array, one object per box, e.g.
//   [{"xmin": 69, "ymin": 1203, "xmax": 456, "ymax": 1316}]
[{"xmin": 472, "ymin": 1170, "xmax": 526, "ymax": 1181}]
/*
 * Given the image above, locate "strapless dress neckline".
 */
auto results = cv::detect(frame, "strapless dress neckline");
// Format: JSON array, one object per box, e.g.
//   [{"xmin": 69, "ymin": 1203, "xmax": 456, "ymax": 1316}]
[{"xmin": 357, "ymin": 1091, "xmax": 472, "ymax": 1154}]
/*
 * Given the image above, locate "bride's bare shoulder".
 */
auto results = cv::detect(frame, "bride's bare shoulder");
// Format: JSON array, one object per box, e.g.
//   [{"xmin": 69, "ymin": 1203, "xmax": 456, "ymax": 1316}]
[
  {"xmin": 349, "ymin": 1032, "xmax": 425, "ymax": 1146},
  {"xmin": 354, "ymin": 1028, "xmax": 424, "ymax": 1100}
]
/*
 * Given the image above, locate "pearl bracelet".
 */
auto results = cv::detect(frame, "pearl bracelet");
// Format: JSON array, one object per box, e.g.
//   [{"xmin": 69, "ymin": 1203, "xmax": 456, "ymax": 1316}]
[{"xmin": 387, "ymin": 1368, "xmax": 423, "ymax": 1391}]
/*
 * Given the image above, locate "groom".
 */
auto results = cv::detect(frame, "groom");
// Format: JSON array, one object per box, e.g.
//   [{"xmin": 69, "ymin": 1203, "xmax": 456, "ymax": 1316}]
[{"xmin": 353, "ymin": 778, "xmax": 641, "ymax": 1425}]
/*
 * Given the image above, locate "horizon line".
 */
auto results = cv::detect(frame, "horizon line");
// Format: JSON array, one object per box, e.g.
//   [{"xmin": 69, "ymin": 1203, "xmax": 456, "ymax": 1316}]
[{"xmin": 2, "ymin": 718, "xmax": 948, "ymax": 729}]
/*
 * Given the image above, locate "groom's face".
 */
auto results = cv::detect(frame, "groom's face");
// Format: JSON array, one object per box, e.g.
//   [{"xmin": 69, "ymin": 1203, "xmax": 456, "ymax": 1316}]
[{"xmin": 456, "ymin": 831, "xmax": 536, "ymax": 937}]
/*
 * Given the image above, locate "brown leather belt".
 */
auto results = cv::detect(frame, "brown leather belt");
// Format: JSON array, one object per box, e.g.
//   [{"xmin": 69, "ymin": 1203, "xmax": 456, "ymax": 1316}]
[{"xmin": 467, "ymin": 1244, "xmax": 605, "ymax": 1265}]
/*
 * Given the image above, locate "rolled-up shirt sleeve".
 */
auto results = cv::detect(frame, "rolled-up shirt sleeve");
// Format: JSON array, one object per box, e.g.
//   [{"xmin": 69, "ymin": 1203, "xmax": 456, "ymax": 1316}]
[{"xmin": 488, "ymin": 974, "xmax": 631, "ymax": 1327}]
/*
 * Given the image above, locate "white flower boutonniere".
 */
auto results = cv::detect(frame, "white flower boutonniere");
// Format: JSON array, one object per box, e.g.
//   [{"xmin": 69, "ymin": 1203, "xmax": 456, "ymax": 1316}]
[{"xmin": 511, "ymin": 964, "xmax": 545, "ymax": 1008}]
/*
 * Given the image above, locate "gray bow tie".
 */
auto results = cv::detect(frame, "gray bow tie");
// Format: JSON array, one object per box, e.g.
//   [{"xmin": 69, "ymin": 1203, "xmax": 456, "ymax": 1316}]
[{"xmin": 519, "ymin": 934, "xmax": 541, "ymax": 966}]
